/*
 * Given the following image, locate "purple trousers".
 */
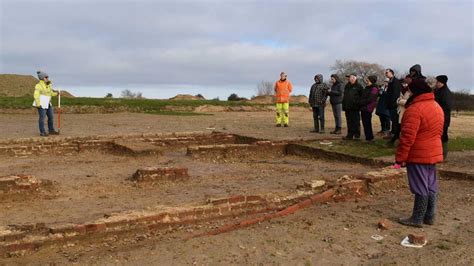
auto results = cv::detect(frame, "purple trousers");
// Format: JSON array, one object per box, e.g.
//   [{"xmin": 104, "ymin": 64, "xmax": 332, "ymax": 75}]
[{"xmin": 407, "ymin": 163, "xmax": 438, "ymax": 196}]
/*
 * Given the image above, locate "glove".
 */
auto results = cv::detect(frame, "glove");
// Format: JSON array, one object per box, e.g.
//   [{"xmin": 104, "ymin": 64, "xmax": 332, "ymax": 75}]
[{"xmin": 391, "ymin": 163, "xmax": 402, "ymax": 169}]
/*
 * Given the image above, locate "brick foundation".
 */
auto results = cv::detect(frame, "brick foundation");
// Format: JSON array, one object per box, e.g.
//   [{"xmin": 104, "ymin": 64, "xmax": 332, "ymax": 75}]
[
  {"xmin": 131, "ymin": 167, "xmax": 189, "ymax": 182},
  {"xmin": 0, "ymin": 132, "xmax": 237, "ymax": 157},
  {"xmin": 0, "ymin": 167, "xmax": 406, "ymax": 256},
  {"xmin": 0, "ymin": 175, "xmax": 50, "ymax": 193}
]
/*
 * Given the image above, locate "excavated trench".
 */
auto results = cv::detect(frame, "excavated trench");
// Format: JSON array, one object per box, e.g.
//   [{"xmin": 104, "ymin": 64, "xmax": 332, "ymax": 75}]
[{"xmin": 0, "ymin": 132, "xmax": 414, "ymax": 256}]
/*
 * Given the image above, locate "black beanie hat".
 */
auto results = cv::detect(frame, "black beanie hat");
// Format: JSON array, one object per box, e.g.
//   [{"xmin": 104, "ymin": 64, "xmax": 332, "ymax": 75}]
[
  {"xmin": 409, "ymin": 78, "xmax": 432, "ymax": 95},
  {"xmin": 436, "ymin": 75, "xmax": 448, "ymax": 84},
  {"xmin": 367, "ymin": 75, "xmax": 377, "ymax": 84}
]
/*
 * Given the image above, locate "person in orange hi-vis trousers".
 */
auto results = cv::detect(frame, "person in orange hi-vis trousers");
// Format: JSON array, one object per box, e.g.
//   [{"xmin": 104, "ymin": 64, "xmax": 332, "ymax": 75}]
[{"xmin": 274, "ymin": 72, "xmax": 293, "ymax": 127}]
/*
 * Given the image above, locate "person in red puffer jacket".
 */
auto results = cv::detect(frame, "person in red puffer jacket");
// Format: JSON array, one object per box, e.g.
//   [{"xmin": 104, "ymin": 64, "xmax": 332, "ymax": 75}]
[{"xmin": 396, "ymin": 77, "xmax": 444, "ymax": 227}]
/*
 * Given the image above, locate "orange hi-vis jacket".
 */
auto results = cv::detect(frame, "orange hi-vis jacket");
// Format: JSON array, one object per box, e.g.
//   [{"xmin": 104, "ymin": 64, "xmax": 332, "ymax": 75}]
[{"xmin": 274, "ymin": 79, "xmax": 293, "ymax": 103}]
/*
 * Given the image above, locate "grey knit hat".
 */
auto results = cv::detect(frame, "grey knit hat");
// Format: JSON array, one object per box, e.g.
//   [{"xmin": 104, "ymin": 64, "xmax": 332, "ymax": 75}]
[{"xmin": 37, "ymin": 71, "xmax": 48, "ymax": 80}]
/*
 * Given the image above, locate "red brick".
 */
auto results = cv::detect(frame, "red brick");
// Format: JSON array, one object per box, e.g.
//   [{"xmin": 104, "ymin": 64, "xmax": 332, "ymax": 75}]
[
  {"xmin": 277, "ymin": 204, "xmax": 300, "ymax": 216},
  {"xmin": 136, "ymin": 213, "xmax": 168, "ymax": 223},
  {"xmin": 84, "ymin": 223, "xmax": 106, "ymax": 233},
  {"xmin": 208, "ymin": 198, "xmax": 229, "ymax": 205},
  {"xmin": 104, "ymin": 219, "xmax": 132, "ymax": 229},
  {"xmin": 73, "ymin": 224, "xmax": 87, "ymax": 235},
  {"xmin": 310, "ymin": 189, "xmax": 336, "ymax": 203},
  {"xmin": 5, "ymin": 242, "xmax": 38, "ymax": 253},
  {"xmin": 229, "ymin": 195, "xmax": 246, "ymax": 204},
  {"xmin": 378, "ymin": 219, "xmax": 393, "ymax": 230},
  {"xmin": 246, "ymin": 195, "xmax": 265, "ymax": 202},
  {"xmin": 297, "ymin": 199, "xmax": 313, "ymax": 209},
  {"xmin": 408, "ymin": 233, "xmax": 427, "ymax": 245}
]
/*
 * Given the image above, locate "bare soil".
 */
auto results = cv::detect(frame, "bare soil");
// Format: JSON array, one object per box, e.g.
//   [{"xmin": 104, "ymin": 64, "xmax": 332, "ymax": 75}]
[
  {"xmin": 0, "ymin": 111, "xmax": 473, "ymax": 265},
  {"xmin": 3, "ymin": 179, "xmax": 472, "ymax": 265},
  {"xmin": 0, "ymin": 148, "xmax": 372, "ymax": 226},
  {"xmin": 1, "ymin": 110, "xmax": 472, "ymax": 141}
]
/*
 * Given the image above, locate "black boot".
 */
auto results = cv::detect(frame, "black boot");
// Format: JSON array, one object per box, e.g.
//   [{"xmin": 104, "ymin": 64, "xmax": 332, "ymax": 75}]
[
  {"xmin": 442, "ymin": 142, "xmax": 448, "ymax": 160},
  {"xmin": 330, "ymin": 128, "xmax": 341, "ymax": 135},
  {"xmin": 399, "ymin": 194, "xmax": 429, "ymax": 228},
  {"xmin": 424, "ymin": 193, "xmax": 437, "ymax": 225}
]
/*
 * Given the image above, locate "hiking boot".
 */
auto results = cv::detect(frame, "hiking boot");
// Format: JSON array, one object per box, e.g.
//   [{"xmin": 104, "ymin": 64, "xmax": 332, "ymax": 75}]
[
  {"xmin": 276, "ymin": 124, "xmax": 282, "ymax": 127},
  {"xmin": 40, "ymin": 132, "xmax": 49, "ymax": 137},
  {"xmin": 49, "ymin": 130, "xmax": 60, "ymax": 135},
  {"xmin": 399, "ymin": 194, "xmax": 428, "ymax": 228},
  {"xmin": 284, "ymin": 124, "xmax": 289, "ymax": 127},
  {"xmin": 424, "ymin": 193, "xmax": 437, "ymax": 225},
  {"xmin": 342, "ymin": 136, "xmax": 354, "ymax": 140},
  {"xmin": 330, "ymin": 128, "xmax": 342, "ymax": 135}
]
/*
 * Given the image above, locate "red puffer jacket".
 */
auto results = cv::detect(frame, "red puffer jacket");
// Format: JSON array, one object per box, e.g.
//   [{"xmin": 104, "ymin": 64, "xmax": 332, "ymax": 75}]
[{"xmin": 396, "ymin": 93, "xmax": 444, "ymax": 164}]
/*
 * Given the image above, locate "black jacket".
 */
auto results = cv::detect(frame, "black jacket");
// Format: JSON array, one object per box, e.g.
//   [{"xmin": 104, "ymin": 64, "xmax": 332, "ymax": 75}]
[
  {"xmin": 342, "ymin": 82, "xmax": 363, "ymax": 111},
  {"xmin": 385, "ymin": 78, "xmax": 402, "ymax": 110},
  {"xmin": 434, "ymin": 85, "xmax": 453, "ymax": 128},
  {"xmin": 329, "ymin": 81, "xmax": 344, "ymax": 105}
]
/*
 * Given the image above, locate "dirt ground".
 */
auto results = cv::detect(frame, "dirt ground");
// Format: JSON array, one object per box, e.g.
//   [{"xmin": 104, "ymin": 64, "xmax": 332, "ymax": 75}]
[
  {"xmin": 3, "ymin": 179, "xmax": 472, "ymax": 265},
  {"xmin": 0, "ymin": 149, "xmax": 372, "ymax": 226},
  {"xmin": 1, "ymin": 110, "xmax": 473, "ymax": 141},
  {"xmin": 0, "ymin": 111, "xmax": 473, "ymax": 265}
]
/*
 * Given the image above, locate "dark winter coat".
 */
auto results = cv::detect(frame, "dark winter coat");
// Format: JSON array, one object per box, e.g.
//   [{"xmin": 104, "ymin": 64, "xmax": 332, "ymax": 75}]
[
  {"xmin": 376, "ymin": 87, "xmax": 390, "ymax": 117},
  {"xmin": 385, "ymin": 78, "xmax": 402, "ymax": 110},
  {"xmin": 360, "ymin": 85, "xmax": 379, "ymax": 113},
  {"xmin": 434, "ymin": 85, "xmax": 453, "ymax": 128},
  {"xmin": 342, "ymin": 82, "xmax": 363, "ymax": 111},
  {"xmin": 329, "ymin": 80, "xmax": 344, "ymax": 105}
]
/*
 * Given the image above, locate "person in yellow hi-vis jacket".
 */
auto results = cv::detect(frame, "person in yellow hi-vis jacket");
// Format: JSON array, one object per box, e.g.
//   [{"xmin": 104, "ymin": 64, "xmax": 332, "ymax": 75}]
[
  {"xmin": 34, "ymin": 71, "xmax": 60, "ymax": 136},
  {"xmin": 274, "ymin": 72, "xmax": 293, "ymax": 127}
]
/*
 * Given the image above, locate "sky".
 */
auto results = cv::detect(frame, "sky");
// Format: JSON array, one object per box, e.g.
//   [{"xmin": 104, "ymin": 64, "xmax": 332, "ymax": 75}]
[{"xmin": 1, "ymin": 0, "xmax": 473, "ymax": 99}]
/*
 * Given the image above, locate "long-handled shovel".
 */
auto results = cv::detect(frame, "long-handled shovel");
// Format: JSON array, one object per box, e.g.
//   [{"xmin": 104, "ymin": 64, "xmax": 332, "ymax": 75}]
[{"xmin": 57, "ymin": 89, "xmax": 61, "ymax": 133}]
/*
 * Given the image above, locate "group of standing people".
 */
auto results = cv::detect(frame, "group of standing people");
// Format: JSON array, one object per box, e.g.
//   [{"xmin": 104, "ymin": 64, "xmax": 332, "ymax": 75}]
[
  {"xmin": 274, "ymin": 66, "xmax": 452, "ymax": 160},
  {"xmin": 306, "ymin": 72, "xmax": 385, "ymax": 143},
  {"xmin": 273, "ymin": 64, "xmax": 453, "ymax": 228}
]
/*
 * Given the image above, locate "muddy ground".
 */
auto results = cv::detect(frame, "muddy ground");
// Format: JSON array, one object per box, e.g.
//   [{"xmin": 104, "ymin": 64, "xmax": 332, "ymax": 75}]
[
  {"xmin": 0, "ymin": 111, "xmax": 473, "ymax": 265},
  {"xmin": 1, "ymin": 110, "xmax": 473, "ymax": 140},
  {"xmin": 3, "ymin": 179, "xmax": 472, "ymax": 265},
  {"xmin": 0, "ymin": 149, "xmax": 371, "ymax": 226}
]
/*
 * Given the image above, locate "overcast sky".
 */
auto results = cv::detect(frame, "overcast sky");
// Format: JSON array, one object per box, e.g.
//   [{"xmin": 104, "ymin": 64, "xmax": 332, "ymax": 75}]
[{"xmin": 1, "ymin": 0, "xmax": 473, "ymax": 99}]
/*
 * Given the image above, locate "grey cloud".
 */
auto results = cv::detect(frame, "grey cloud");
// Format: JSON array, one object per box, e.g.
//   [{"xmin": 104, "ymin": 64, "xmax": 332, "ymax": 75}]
[{"xmin": 0, "ymin": 0, "xmax": 472, "ymax": 96}]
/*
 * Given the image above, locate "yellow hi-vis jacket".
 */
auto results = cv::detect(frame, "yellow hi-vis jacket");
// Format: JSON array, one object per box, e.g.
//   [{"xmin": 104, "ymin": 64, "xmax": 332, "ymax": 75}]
[{"xmin": 34, "ymin": 80, "xmax": 57, "ymax": 107}]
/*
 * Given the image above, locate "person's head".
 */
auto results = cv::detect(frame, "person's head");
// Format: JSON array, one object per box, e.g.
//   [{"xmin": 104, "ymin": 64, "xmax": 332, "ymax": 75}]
[
  {"xmin": 280, "ymin": 72, "xmax": 287, "ymax": 81},
  {"xmin": 409, "ymin": 64, "xmax": 423, "ymax": 79},
  {"xmin": 435, "ymin": 75, "xmax": 448, "ymax": 89},
  {"xmin": 330, "ymin": 74, "xmax": 339, "ymax": 84},
  {"xmin": 314, "ymin": 74, "xmax": 323, "ymax": 83},
  {"xmin": 385, "ymin": 69, "xmax": 394, "ymax": 79},
  {"xmin": 409, "ymin": 78, "xmax": 432, "ymax": 95},
  {"xmin": 349, "ymin": 74, "xmax": 357, "ymax": 84},
  {"xmin": 37, "ymin": 70, "xmax": 48, "ymax": 81},
  {"xmin": 366, "ymin": 75, "xmax": 377, "ymax": 86},
  {"xmin": 404, "ymin": 75, "xmax": 413, "ymax": 85}
]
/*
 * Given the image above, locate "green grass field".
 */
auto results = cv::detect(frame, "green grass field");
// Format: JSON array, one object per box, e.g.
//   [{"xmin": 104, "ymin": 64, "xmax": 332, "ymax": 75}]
[
  {"xmin": 308, "ymin": 138, "xmax": 474, "ymax": 159},
  {"xmin": 0, "ymin": 96, "xmax": 309, "ymax": 115}
]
